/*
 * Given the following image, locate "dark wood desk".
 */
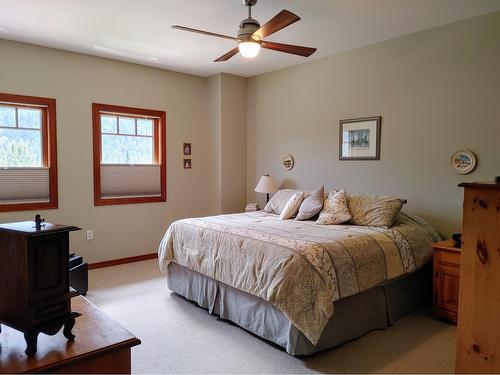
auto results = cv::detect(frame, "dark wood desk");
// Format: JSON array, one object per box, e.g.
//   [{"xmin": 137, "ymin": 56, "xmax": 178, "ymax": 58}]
[{"xmin": 0, "ymin": 296, "xmax": 141, "ymax": 373}]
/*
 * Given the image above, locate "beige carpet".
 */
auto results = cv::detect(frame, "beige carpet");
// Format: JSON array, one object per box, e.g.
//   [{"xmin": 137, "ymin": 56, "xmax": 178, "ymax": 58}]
[{"xmin": 86, "ymin": 259, "xmax": 456, "ymax": 374}]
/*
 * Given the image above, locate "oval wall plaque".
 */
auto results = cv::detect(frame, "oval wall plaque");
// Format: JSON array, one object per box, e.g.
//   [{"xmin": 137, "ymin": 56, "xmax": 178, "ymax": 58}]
[{"xmin": 282, "ymin": 154, "xmax": 294, "ymax": 171}]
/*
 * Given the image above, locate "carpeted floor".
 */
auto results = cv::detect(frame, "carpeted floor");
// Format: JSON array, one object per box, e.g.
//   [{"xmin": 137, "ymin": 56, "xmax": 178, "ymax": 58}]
[{"xmin": 86, "ymin": 259, "xmax": 456, "ymax": 374}]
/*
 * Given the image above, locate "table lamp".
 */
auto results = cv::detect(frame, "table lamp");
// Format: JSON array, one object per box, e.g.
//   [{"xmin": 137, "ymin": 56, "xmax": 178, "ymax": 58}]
[{"xmin": 255, "ymin": 175, "xmax": 278, "ymax": 203}]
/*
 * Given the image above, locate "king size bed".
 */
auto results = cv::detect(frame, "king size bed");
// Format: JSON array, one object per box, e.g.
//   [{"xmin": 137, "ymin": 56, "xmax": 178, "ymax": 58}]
[{"xmin": 158, "ymin": 202, "xmax": 440, "ymax": 355}]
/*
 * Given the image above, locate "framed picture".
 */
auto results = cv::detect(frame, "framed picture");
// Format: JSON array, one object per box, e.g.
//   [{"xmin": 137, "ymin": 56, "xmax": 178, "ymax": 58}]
[
  {"xmin": 183, "ymin": 143, "xmax": 191, "ymax": 156},
  {"xmin": 183, "ymin": 159, "xmax": 191, "ymax": 169},
  {"xmin": 339, "ymin": 116, "xmax": 381, "ymax": 160}
]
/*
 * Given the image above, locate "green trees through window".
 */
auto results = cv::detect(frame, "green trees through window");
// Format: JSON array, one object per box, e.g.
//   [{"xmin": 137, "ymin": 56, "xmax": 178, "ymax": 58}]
[
  {"xmin": 0, "ymin": 106, "xmax": 42, "ymax": 167},
  {"xmin": 100, "ymin": 114, "xmax": 154, "ymax": 164}
]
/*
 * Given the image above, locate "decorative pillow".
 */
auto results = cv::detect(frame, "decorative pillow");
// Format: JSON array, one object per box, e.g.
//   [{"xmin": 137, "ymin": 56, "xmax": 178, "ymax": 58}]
[
  {"xmin": 316, "ymin": 190, "xmax": 352, "ymax": 225},
  {"xmin": 264, "ymin": 189, "xmax": 304, "ymax": 215},
  {"xmin": 347, "ymin": 194, "xmax": 406, "ymax": 228},
  {"xmin": 280, "ymin": 191, "xmax": 305, "ymax": 220},
  {"xmin": 296, "ymin": 185, "xmax": 324, "ymax": 221}
]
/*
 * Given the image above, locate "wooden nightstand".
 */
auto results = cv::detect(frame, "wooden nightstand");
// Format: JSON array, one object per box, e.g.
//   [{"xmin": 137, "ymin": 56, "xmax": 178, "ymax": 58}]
[{"xmin": 432, "ymin": 239, "xmax": 461, "ymax": 324}]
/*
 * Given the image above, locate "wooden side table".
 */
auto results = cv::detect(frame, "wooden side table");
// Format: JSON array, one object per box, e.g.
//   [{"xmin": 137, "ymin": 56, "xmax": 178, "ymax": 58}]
[
  {"xmin": 432, "ymin": 239, "xmax": 461, "ymax": 324},
  {"xmin": 0, "ymin": 296, "xmax": 141, "ymax": 374}
]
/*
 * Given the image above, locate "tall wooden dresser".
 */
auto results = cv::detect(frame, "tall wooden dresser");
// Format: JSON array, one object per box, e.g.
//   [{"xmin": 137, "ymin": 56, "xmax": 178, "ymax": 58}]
[{"xmin": 456, "ymin": 182, "xmax": 500, "ymax": 373}]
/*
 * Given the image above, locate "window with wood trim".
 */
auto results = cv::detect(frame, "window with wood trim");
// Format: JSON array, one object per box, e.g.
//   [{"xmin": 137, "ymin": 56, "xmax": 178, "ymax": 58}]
[
  {"xmin": 92, "ymin": 103, "xmax": 166, "ymax": 206},
  {"xmin": 0, "ymin": 93, "xmax": 58, "ymax": 212}
]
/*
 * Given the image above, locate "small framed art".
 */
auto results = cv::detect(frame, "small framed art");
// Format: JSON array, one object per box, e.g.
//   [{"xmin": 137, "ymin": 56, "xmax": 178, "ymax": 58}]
[
  {"xmin": 339, "ymin": 116, "xmax": 381, "ymax": 160},
  {"xmin": 183, "ymin": 143, "xmax": 191, "ymax": 156},
  {"xmin": 183, "ymin": 159, "xmax": 191, "ymax": 169}
]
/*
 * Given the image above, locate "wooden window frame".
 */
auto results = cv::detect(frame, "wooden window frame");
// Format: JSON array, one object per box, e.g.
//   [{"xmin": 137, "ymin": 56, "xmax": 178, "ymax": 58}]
[
  {"xmin": 0, "ymin": 93, "xmax": 58, "ymax": 212},
  {"xmin": 92, "ymin": 103, "xmax": 167, "ymax": 206}
]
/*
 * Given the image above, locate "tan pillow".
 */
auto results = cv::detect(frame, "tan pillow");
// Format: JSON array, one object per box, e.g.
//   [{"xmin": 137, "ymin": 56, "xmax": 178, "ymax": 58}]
[
  {"xmin": 347, "ymin": 194, "xmax": 406, "ymax": 228},
  {"xmin": 280, "ymin": 192, "xmax": 305, "ymax": 220},
  {"xmin": 264, "ymin": 189, "xmax": 304, "ymax": 215},
  {"xmin": 296, "ymin": 185, "xmax": 324, "ymax": 221},
  {"xmin": 316, "ymin": 190, "xmax": 352, "ymax": 225}
]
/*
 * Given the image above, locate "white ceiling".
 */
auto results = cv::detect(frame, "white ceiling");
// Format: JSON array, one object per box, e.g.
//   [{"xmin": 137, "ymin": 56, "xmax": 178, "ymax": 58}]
[{"xmin": 0, "ymin": 0, "xmax": 499, "ymax": 77}]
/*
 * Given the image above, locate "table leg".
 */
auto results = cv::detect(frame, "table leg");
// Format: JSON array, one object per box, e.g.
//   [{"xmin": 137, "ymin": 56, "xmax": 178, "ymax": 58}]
[
  {"xmin": 24, "ymin": 331, "xmax": 39, "ymax": 357},
  {"xmin": 63, "ymin": 316, "xmax": 76, "ymax": 341}
]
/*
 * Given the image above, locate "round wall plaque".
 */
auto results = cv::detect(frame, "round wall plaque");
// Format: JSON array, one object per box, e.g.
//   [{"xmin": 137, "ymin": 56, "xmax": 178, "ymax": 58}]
[
  {"xmin": 451, "ymin": 150, "xmax": 477, "ymax": 175},
  {"xmin": 282, "ymin": 154, "xmax": 294, "ymax": 171}
]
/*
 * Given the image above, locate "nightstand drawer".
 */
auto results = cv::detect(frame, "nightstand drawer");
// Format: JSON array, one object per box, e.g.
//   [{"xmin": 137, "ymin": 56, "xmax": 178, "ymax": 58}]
[{"xmin": 437, "ymin": 250, "xmax": 460, "ymax": 266}]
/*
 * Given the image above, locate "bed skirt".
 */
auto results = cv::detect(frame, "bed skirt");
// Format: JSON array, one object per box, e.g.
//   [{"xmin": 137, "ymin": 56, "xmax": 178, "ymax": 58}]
[{"xmin": 166, "ymin": 262, "xmax": 432, "ymax": 355}]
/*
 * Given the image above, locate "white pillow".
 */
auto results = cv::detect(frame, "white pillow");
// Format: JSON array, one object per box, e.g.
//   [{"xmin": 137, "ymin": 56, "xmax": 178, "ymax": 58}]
[
  {"xmin": 280, "ymin": 191, "xmax": 305, "ymax": 220},
  {"xmin": 264, "ymin": 189, "xmax": 304, "ymax": 215},
  {"xmin": 316, "ymin": 190, "xmax": 352, "ymax": 225}
]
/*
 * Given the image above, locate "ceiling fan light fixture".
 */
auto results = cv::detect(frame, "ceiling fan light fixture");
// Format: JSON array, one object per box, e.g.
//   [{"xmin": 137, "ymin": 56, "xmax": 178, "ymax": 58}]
[{"xmin": 238, "ymin": 41, "xmax": 260, "ymax": 58}]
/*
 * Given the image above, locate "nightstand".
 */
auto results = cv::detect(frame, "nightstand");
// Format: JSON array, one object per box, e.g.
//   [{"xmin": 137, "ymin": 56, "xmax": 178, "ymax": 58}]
[
  {"xmin": 245, "ymin": 203, "xmax": 260, "ymax": 212},
  {"xmin": 432, "ymin": 239, "xmax": 461, "ymax": 324}
]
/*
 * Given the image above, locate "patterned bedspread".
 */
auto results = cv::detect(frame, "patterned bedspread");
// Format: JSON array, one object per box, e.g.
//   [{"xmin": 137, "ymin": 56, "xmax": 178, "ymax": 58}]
[{"xmin": 158, "ymin": 211, "xmax": 440, "ymax": 345}]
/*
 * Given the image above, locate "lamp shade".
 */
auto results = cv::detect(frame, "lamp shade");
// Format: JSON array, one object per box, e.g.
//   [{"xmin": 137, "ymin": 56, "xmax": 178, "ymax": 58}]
[{"xmin": 255, "ymin": 175, "xmax": 278, "ymax": 194}]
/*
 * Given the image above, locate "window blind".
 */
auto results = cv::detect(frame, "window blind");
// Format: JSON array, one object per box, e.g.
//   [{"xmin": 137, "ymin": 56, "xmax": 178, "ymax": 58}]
[
  {"xmin": 100, "ymin": 164, "xmax": 161, "ymax": 198},
  {"xmin": 0, "ymin": 168, "xmax": 50, "ymax": 203}
]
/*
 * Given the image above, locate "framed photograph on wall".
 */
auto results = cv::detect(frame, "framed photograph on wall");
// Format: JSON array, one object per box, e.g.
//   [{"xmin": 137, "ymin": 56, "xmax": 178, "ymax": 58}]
[
  {"xmin": 183, "ymin": 143, "xmax": 191, "ymax": 156},
  {"xmin": 339, "ymin": 116, "xmax": 381, "ymax": 160}
]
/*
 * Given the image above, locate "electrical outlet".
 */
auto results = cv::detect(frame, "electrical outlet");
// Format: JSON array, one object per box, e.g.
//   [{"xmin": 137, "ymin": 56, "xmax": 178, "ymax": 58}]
[{"xmin": 86, "ymin": 230, "xmax": 94, "ymax": 241}]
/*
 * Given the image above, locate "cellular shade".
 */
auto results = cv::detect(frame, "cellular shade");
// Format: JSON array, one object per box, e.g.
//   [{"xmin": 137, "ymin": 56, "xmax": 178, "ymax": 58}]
[
  {"xmin": 100, "ymin": 164, "xmax": 161, "ymax": 198},
  {"xmin": 0, "ymin": 168, "xmax": 49, "ymax": 203}
]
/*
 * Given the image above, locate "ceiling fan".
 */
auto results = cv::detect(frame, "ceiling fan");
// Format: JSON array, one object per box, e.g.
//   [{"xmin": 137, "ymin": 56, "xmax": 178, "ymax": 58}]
[{"xmin": 172, "ymin": 0, "xmax": 317, "ymax": 62}]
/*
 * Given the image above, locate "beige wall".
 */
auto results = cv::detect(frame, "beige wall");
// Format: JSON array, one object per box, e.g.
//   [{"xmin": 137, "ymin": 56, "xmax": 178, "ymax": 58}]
[
  {"xmin": 220, "ymin": 74, "xmax": 247, "ymax": 213},
  {"xmin": 207, "ymin": 74, "xmax": 222, "ymax": 214},
  {"xmin": 0, "ymin": 39, "xmax": 219, "ymax": 263},
  {"xmin": 247, "ymin": 11, "xmax": 500, "ymax": 238},
  {"xmin": 207, "ymin": 73, "xmax": 247, "ymax": 214}
]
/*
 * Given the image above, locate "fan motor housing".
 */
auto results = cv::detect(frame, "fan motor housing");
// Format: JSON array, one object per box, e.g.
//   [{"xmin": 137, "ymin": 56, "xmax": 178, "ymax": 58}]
[
  {"xmin": 238, "ymin": 17, "xmax": 260, "ymax": 41},
  {"xmin": 243, "ymin": 0, "xmax": 257, "ymax": 6}
]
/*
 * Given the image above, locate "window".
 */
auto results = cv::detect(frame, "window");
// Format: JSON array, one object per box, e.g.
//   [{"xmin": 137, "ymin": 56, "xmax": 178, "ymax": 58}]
[
  {"xmin": 0, "ymin": 93, "xmax": 58, "ymax": 212},
  {"xmin": 92, "ymin": 103, "xmax": 166, "ymax": 206}
]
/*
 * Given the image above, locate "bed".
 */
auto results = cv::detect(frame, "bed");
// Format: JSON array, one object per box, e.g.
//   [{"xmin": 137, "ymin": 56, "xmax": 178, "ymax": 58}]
[{"xmin": 158, "ymin": 210, "xmax": 440, "ymax": 355}]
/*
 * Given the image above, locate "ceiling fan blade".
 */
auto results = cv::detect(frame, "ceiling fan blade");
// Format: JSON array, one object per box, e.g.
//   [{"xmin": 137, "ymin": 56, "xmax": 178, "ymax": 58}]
[
  {"xmin": 172, "ymin": 25, "xmax": 238, "ymax": 41},
  {"xmin": 253, "ymin": 10, "xmax": 300, "ymax": 40},
  {"xmin": 214, "ymin": 47, "xmax": 240, "ymax": 62},
  {"xmin": 261, "ymin": 41, "xmax": 316, "ymax": 57}
]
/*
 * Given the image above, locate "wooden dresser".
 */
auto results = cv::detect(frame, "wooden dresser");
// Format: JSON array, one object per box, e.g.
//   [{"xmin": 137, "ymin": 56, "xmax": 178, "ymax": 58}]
[
  {"xmin": 456, "ymin": 182, "xmax": 500, "ymax": 373},
  {"xmin": 0, "ymin": 221, "xmax": 80, "ymax": 356},
  {"xmin": 432, "ymin": 239, "xmax": 460, "ymax": 324}
]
